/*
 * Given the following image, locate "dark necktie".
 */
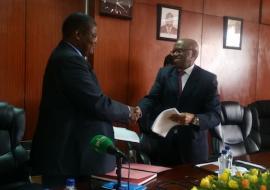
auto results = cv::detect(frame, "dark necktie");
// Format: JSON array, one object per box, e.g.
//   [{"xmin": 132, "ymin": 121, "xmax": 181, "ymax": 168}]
[{"xmin": 178, "ymin": 70, "xmax": 185, "ymax": 95}]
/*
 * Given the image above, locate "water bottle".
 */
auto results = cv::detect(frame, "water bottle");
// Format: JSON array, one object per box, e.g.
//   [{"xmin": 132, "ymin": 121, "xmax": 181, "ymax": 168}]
[
  {"xmin": 225, "ymin": 145, "xmax": 233, "ymax": 169},
  {"xmin": 218, "ymin": 150, "xmax": 227, "ymax": 174},
  {"xmin": 65, "ymin": 178, "xmax": 76, "ymax": 190}
]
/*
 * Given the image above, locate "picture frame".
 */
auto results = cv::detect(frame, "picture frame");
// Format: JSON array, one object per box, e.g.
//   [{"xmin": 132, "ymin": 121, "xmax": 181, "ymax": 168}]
[
  {"xmin": 223, "ymin": 16, "xmax": 243, "ymax": 50},
  {"xmin": 157, "ymin": 4, "xmax": 181, "ymax": 41}
]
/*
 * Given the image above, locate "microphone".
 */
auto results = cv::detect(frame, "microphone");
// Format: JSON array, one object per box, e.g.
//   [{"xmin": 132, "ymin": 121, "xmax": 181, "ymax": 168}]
[{"xmin": 90, "ymin": 135, "xmax": 127, "ymax": 159}]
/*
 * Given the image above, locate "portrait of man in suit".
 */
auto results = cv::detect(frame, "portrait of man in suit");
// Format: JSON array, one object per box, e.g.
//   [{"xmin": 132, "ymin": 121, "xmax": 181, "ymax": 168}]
[
  {"xmin": 160, "ymin": 12, "xmax": 178, "ymax": 35},
  {"xmin": 158, "ymin": 7, "xmax": 180, "ymax": 40},
  {"xmin": 157, "ymin": 5, "xmax": 181, "ymax": 41}
]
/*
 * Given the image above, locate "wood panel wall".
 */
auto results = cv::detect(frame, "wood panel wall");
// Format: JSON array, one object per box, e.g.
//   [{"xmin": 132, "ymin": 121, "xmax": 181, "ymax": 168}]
[
  {"xmin": 24, "ymin": 0, "xmax": 84, "ymax": 139},
  {"xmin": 1, "ymin": 0, "xmax": 270, "ymax": 138},
  {"xmin": 257, "ymin": 25, "xmax": 270, "ymax": 99},
  {"xmin": 128, "ymin": 1, "xmax": 204, "ymax": 105},
  {"xmin": 93, "ymin": 0, "xmax": 270, "ymax": 133},
  {"xmin": 93, "ymin": 1, "xmax": 130, "ymax": 102},
  {"xmin": 126, "ymin": 0, "xmax": 263, "ymax": 108},
  {"xmin": 0, "ymin": 0, "xmax": 25, "ymax": 107},
  {"xmin": 261, "ymin": 0, "xmax": 270, "ymax": 24},
  {"xmin": 0, "ymin": 0, "xmax": 83, "ymax": 139}
]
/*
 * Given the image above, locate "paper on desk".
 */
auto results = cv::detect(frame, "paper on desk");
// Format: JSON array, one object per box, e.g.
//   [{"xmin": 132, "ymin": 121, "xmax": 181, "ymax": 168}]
[
  {"xmin": 113, "ymin": 126, "xmax": 140, "ymax": 143},
  {"xmin": 196, "ymin": 161, "xmax": 248, "ymax": 175},
  {"xmin": 151, "ymin": 108, "xmax": 181, "ymax": 137},
  {"xmin": 235, "ymin": 160, "xmax": 267, "ymax": 170},
  {"xmin": 196, "ymin": 161, "xmax": 219, "ymax": 168}
]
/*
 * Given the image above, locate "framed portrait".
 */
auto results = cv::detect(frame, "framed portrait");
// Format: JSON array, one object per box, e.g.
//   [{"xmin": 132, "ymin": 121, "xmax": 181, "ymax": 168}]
[
  {"xmin": 223, "ymin": 16, "xmax": 243, "ymax": 50},
  {"xmin": 157, "ymin": 4, "xmax": 181, "ymax": 41}
]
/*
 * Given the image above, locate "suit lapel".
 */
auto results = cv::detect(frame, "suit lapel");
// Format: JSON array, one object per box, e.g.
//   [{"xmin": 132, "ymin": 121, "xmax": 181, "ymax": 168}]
[
  {"xmin": 167, "ymin": 68, "xmax": 181, "ymax": 108},
  {"xmin": 62, "ymin": 41, "xmax": 93, "ymax": 72},
  {"xmin": 168, "ymin": 68, "xmax": 180, "ymax": 93}
]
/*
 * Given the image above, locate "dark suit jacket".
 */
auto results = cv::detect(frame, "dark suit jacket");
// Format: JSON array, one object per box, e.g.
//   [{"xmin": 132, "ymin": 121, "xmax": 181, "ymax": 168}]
[
  {"xmin": 163, "ymin": 54, "xmax": 174, "ymax": 67},
  {"xmin": 30, "ymin": 41, "xmax": 130, "ymax": 176},
  {"xmin": 139, "ymin": 65, "xmax": 221, "ymax": 165}
]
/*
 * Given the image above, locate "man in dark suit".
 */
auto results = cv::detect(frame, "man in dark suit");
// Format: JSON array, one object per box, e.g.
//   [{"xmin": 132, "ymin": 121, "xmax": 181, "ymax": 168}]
[
  {"xmin": 30, "ymin": 13, "xmax": 141, "ymax": 188},
  {"xmin": 138, "ymin": 38, "xmax": 221, "ymax": 166}
]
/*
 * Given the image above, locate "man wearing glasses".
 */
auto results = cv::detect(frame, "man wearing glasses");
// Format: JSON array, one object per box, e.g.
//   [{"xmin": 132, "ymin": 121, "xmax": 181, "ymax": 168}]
[
  {"xmin": 30, "ymin": 12, "xmax": 141, "ymax": 188},
  {"xmin": 138, "ymin": 38, "xmax": 221, "ymax": 166}
]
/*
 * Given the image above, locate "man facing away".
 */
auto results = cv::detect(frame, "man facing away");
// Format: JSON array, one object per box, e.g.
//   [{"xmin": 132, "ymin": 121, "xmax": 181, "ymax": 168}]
[
  {"xmin": 138, "ymin": 38, "xmax": 221, "ymax": 166},
  {"xmin": 30, "ymin": 12, "xmax": 141, "ymax": 188}
]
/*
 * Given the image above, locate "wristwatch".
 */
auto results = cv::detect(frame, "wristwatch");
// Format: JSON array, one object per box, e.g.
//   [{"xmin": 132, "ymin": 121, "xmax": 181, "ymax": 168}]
[{"xmin": 192, "ymin": 116, "xmax": 200, "ymax": 126}]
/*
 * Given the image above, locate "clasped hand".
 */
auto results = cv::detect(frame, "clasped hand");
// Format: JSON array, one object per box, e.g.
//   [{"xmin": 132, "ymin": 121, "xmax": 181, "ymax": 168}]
[
  {"xmin": 169, "ymin": 112, "xmax": 195, "ymax": 125},
  {"xmin": 129, "ymin": 106, "xmax": 142, "ymax": 122}
]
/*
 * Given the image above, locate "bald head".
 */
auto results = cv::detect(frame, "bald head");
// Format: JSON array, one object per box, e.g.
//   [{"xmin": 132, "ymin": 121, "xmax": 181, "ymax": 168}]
[
  {"xmin": 172, "ymin": 38, "xmax": 199, "ymax": 69},
  {"xmin": 174, "ymin": 38, "xmax": 199, "ymax": 59}
]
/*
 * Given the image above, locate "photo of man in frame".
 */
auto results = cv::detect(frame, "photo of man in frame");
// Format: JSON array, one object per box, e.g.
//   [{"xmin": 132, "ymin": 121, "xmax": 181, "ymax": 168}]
[{"xmin": 159, "ymin": 7, "xmax": 179, "ymax": 39}]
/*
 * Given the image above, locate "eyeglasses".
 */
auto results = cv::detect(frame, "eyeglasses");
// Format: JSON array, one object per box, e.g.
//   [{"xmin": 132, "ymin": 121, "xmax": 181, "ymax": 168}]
[{"xmin": 172, "ymin": 48, "xmax": 193, "ymax": 55}]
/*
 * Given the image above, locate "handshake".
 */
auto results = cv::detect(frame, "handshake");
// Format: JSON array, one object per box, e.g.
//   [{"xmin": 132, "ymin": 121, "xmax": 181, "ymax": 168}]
[{"xmin": 128, "ymin": 106, "xmax": 142, "ymax": 122}]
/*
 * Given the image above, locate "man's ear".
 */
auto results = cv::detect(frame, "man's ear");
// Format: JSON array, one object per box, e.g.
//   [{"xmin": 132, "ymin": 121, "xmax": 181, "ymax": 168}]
[
  {"xmin": 192, "ymin": 50, "xmax": 198, "ymax": 59},
  {"xmin": 75, "ymin": 30, "xmax": 80, "ymax": 41}
]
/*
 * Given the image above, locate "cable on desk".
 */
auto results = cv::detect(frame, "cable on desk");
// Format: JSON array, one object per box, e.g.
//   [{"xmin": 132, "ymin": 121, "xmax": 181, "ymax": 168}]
[{"xmin": 127, "ymin": 160, "xmax": 130, "ymax": 190}]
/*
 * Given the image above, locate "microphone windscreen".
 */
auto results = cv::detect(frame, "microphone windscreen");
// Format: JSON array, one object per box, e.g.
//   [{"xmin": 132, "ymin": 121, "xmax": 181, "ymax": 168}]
[{"xmin": 90, "ymin": 135, "xmax": 113, "ymax": 153}]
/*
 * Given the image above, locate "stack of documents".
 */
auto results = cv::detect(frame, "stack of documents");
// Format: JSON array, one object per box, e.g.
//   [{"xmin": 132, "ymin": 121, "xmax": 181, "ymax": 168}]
[
  {"xmin": 92, "ymin": 163, "xmax": 171, "ymax": 186},
  {"xmin": 151, "ymin": 108, "xmax": 181, "ymax": 137}
]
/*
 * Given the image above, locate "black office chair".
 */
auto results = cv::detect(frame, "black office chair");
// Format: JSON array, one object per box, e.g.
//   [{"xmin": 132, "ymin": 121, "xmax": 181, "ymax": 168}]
[
  {"xmin": 0, "ymin": 102, "xmax": 42, "ymax": 190},
  {"xmin": 127, "ymin": 106, "xmax": 173, "ymax": 166},
  {"xmin": 248, "ymin": 100, "xmax": 270, "ymax": 151},
  {"xmin": 212, "ymin": 101, "xmax": 261, "ymax": 157},
  {"xmin": 127, "ymin": 136, "xmax": 152, "ymax": 165}
]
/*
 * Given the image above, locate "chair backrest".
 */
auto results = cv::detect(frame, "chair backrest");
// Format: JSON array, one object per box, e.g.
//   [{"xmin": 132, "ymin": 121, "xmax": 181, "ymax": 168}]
[
  {"xmin": 0, "ymin": 102, "xmax": 30, "ymax": 187},
  {"xmin": 248, "ymin": 100, "xmax": 270, "ymax": 151},
  {"xmin": 0, "ymin": 102, "xmax": 15, "ymax": 174},
  {"xmin": 212, "ymin": 101, "xmax": 261, "ymax": 157}
]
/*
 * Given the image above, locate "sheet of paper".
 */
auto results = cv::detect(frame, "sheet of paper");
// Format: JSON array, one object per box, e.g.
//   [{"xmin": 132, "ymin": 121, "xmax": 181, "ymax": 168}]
[
  {"xmin": 196, "ymin": 161, "xmax": 219, "ymax": 174},
  {"xmin": 235, "ymin": 160, "xmax": 267, "ymax": 170},
  {"xmin": 151, "ymin": 108, "xmax": 180, "ymax": 137},
  {"xmin": 196, "ymin": 161, "xmax": 219, "ymax": 167},
  {"xmin": 113, "ymin": 126, "xmax": 140, "ymax": 143},
  {"xmin": 196, "ymin": 161, "xmax": 248, "ymax": 175}
]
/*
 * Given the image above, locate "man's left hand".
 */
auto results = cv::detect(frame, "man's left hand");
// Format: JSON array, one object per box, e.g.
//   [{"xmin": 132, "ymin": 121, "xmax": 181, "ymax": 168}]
[{"xmin": 169, "ymin": 112, "xmax": 195, "ymax": 125}]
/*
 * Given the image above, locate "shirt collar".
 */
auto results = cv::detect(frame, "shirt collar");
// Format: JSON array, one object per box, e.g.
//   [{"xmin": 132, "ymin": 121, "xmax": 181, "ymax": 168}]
[
  {"xmin": 183, "ymin": 64, "xmax": 195, "ymax": 76},
  {"xmin": 64, "ymin": 41, "xmax": 83, "ymax": 57}
]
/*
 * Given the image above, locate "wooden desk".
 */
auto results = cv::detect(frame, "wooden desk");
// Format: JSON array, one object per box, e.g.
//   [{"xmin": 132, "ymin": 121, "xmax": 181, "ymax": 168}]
[
  {"xmin": 48, "ymin": 151, "xmax": 270, "ymax": 189},
  {"xmin": 144, "ymin": 151, "xmax": 270, "ymax": 190},
  {"xmin": 236, "ymin": 151, "xmax": 270, "ymax": 167}
]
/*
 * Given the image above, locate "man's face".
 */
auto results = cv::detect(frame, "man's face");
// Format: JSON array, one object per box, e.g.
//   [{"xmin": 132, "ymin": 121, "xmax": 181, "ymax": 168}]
[
  {"xmin": 78, "ymin": 25, "xmax": 97, "ymax": 56},
  {"xmin": 165, "ymin": 19, "xmax": 174, "ymax": 27},
  {"xmin": 172, "ymin": 40, "xmax": 195, "ymax": 70}
]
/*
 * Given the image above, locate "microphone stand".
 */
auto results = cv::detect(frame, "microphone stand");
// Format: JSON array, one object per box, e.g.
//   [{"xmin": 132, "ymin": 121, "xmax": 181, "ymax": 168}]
[{"xmin": 115, "ymin": 155, "xmax": 122, "ymax": 190}]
